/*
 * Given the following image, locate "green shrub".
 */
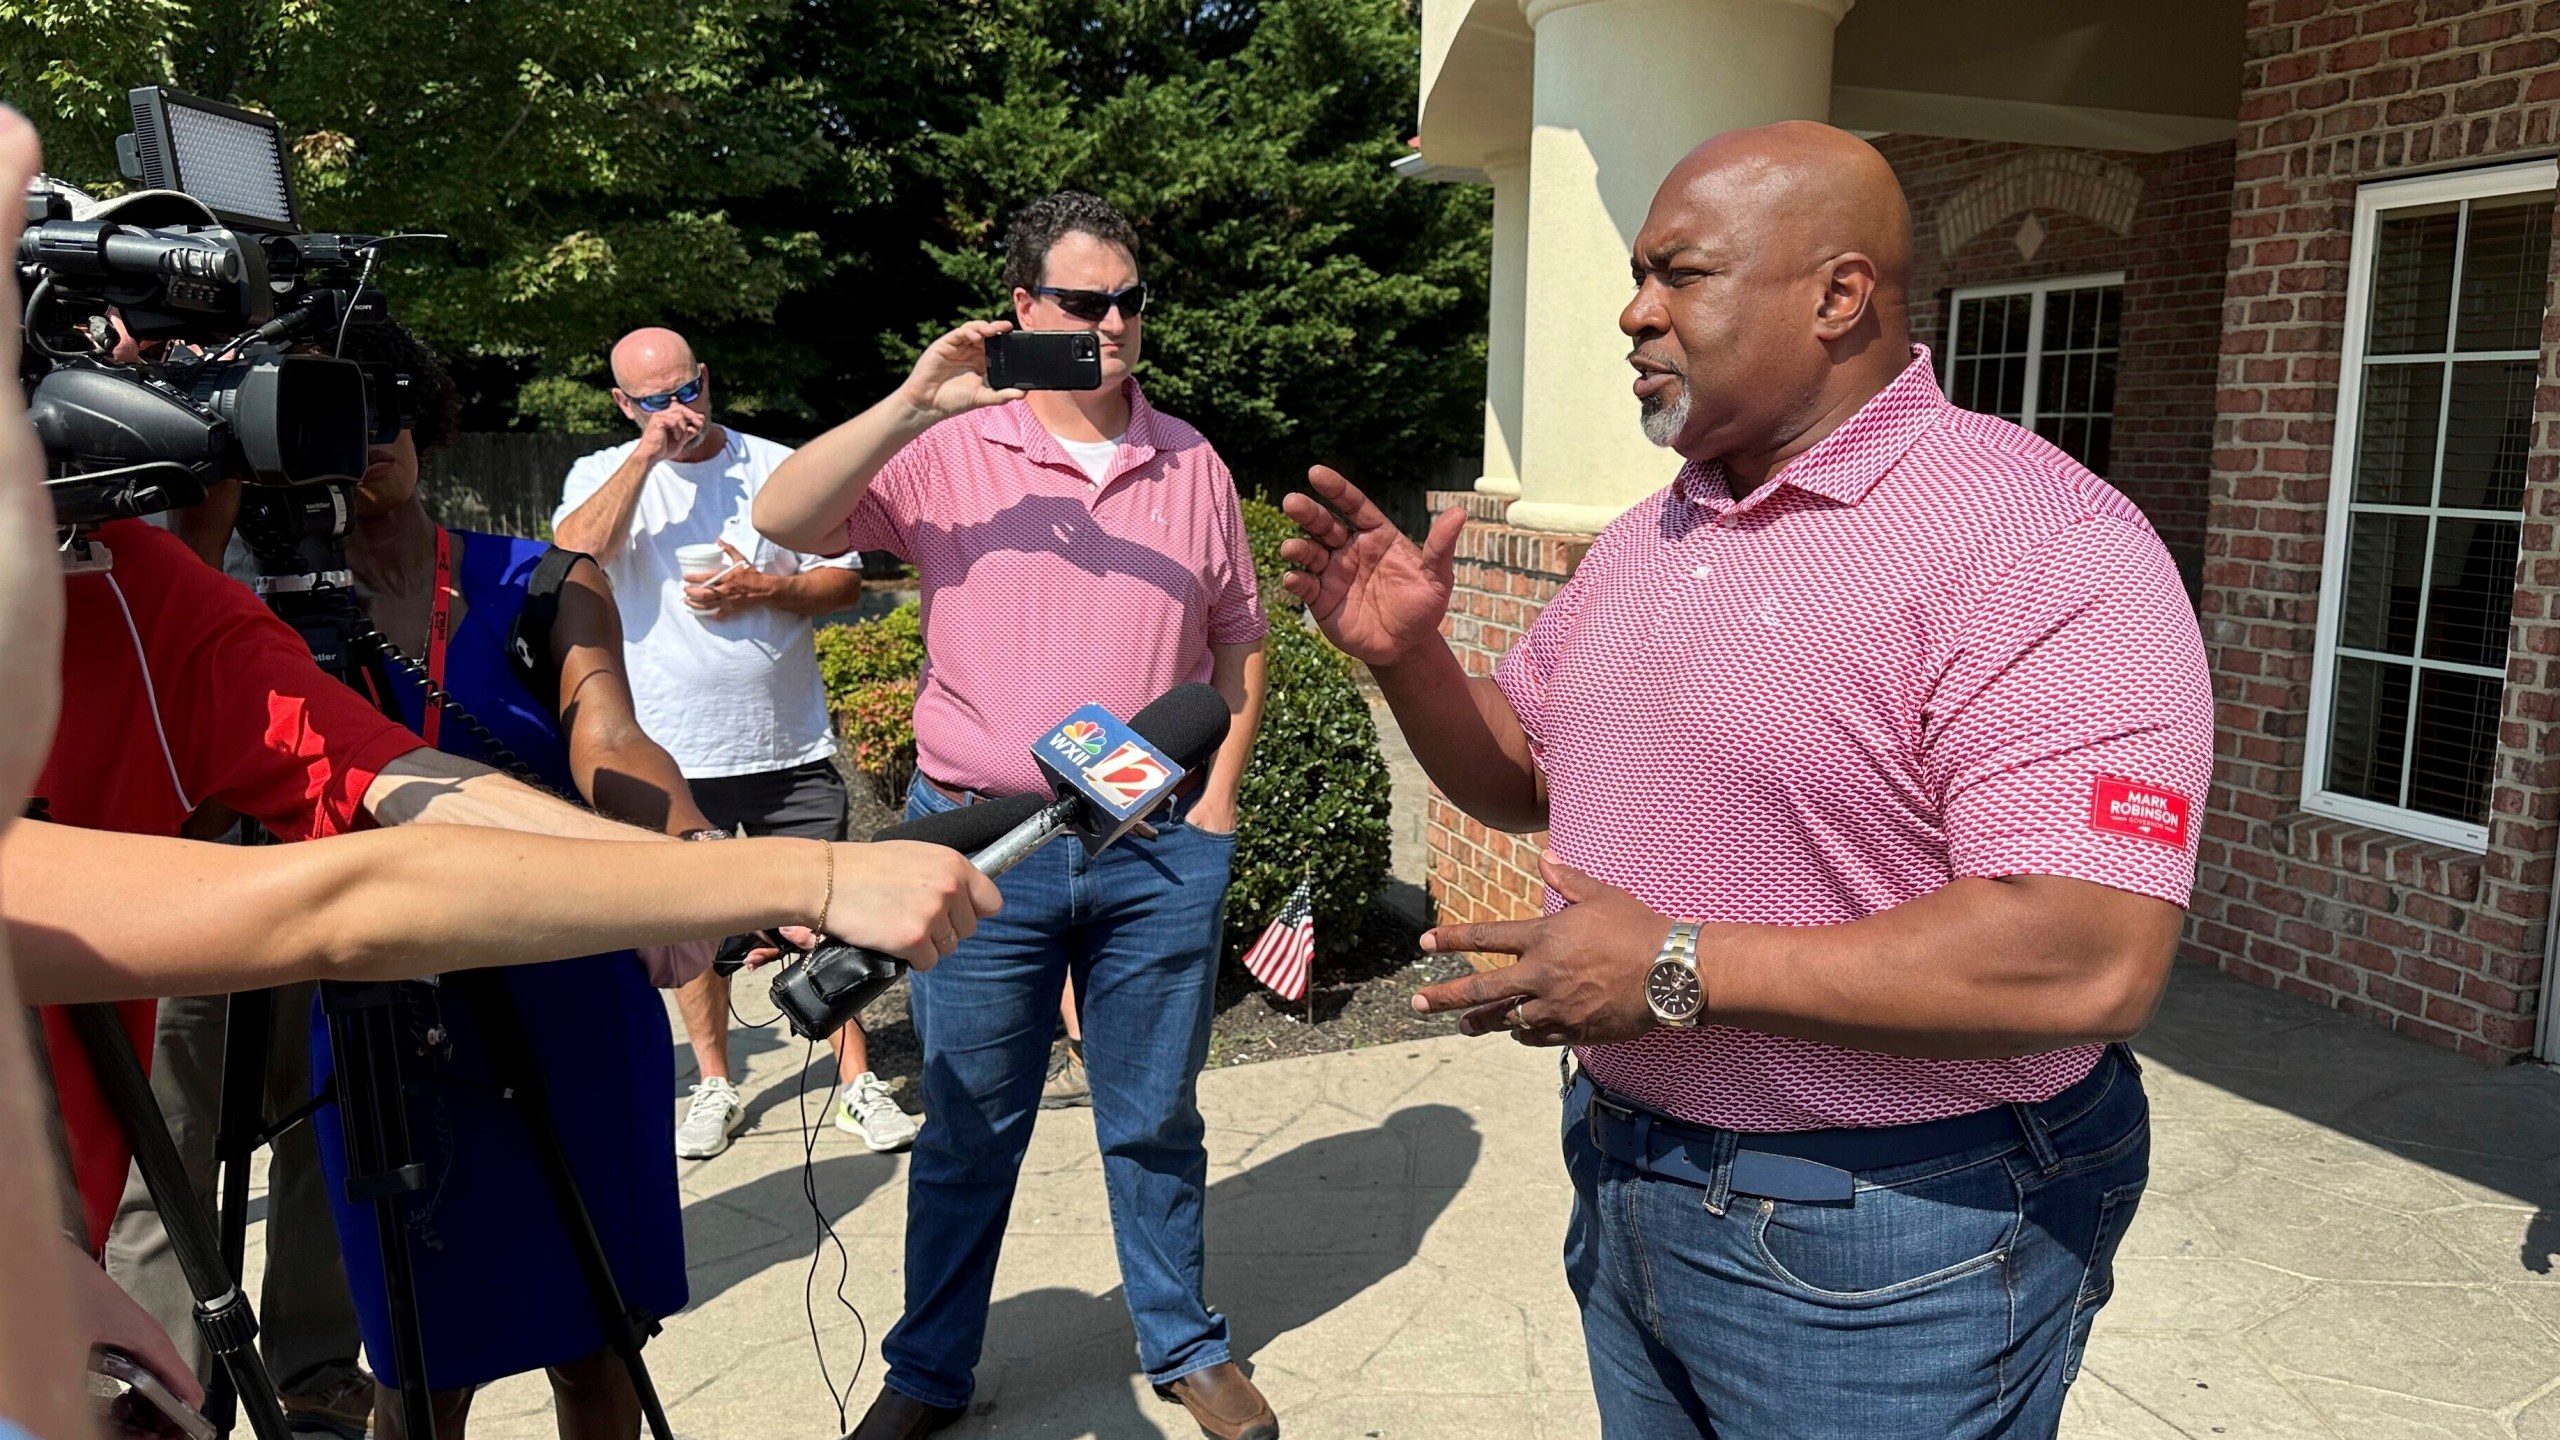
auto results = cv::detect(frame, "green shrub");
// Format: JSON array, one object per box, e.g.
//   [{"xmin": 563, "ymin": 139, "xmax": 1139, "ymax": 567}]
[
  {"xmin": 1240, "ymin": 496, "xmax": 1306, "ymax": 615},
  {"xmin": 835, "ymin": 678, "xmax": 920, "ymax": 807},
  {"xmin": 1227, "ymin": 614, "xmax": 1393, "ymax": 961},
  {"xmin": 1228, "ymin": 495, "xmax": 1392, "ymax": 961},
  {"xmin": 815, "ymin": 600, "xmax": 925, "ymax": 691},
  {"xmin": 818, "ymin": 602, "xmax": 926, "ymax": 804}
]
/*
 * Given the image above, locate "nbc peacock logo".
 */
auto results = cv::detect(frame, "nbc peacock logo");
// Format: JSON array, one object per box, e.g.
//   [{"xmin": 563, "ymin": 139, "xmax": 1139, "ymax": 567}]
[{"xmin": 1058, "ymin": 720, "xmax": 1106, "ymax": 761}]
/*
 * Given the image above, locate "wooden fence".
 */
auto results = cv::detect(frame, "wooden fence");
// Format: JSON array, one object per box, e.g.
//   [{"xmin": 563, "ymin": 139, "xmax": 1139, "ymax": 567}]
[{"xmin": 420, "ymin": 432, "xmax": 621, "ymax": 539}]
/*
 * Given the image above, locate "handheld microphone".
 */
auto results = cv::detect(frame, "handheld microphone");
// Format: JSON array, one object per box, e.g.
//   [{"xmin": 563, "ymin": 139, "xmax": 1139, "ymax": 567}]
[{"xmin": 768, "ymin": 684, "xmax": 1233, "ymax": 1039}]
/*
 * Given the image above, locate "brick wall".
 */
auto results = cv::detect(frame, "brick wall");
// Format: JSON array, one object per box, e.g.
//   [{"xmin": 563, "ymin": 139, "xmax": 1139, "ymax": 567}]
[
  {"xmin": 1425, "ymin": 489, "xmax": 1587, "ymax": 927},
  {"xmin": 1875, "ymin": 136, "xmax": 2235, "ymax": 568},
  {"xmin": 2189, "ymin": 0, "xmax": 2560, "ymax": 1063}
]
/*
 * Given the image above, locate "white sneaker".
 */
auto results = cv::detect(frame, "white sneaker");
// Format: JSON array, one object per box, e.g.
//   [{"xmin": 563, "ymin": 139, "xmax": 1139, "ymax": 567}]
[
  {"xmin": 676, "ymin": 1077, "xmax": 746, "ymax": 1159},
  {"xmin": 836, "ymin": 1071, "xmax": 918, "ymax": 1153}
]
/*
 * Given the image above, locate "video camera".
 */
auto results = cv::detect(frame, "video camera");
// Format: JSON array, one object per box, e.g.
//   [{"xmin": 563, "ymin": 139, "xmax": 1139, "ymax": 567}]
[{"xmin": 17, "ymin": 87, "xmax": 413, "ymax": 531}]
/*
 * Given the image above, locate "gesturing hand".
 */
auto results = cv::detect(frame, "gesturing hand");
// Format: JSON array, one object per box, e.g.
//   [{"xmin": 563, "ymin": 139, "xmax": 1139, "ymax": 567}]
[
  {"xmin": 1411, "ymin": 855, "xmax": 1677, "ymax": 1046},
  {"xmin": 1278, "ymin": 467, "xmax": 1469, "ymax": 670},
  {"xmin": 682, "ymin": 539, "xmax": 778, "ymax": 619},
  {"xmin": 823, "ymin": 840, "xmax": 1003, "ymax": 970},
  {"xmin": 898, "ymin": 320, "xmax": 1028, "ymax": 424}
]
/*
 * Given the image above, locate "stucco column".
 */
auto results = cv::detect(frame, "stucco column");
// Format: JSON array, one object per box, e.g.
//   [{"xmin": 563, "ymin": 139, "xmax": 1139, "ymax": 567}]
[
  {"xmin": 1476, "ymin": 149, "xmax": 1532, "ymax": 498},
  {"xmin": 1507, "ymin": 0, "xmax": 1852, "ymax": 534}
]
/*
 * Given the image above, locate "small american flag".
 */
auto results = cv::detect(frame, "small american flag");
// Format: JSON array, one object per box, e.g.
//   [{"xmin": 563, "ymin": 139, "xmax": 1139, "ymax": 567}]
[{"xmin": 1239, "ymin": 875, "xmax": 1316, "ymax": 1002}]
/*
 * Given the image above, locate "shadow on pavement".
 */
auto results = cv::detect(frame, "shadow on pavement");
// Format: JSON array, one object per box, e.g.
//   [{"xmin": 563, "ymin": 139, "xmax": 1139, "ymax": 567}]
[
  {"xmin": 960, "ymin": 1104, "xmax": 1481, "ymax": 1435},
  {"xmin": 2140, "ymin": 960, "xmax": 2560, "ymax": 1274},
  {"xmin": 679, "ymin": 1152, "xmax": 898, "ymax": 1310}
]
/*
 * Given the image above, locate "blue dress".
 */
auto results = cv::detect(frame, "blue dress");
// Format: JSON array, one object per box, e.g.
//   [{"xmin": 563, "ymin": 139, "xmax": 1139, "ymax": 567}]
[{"xmin": 311, "ymin": 530, "xmax": 686, "ymax": 1389}]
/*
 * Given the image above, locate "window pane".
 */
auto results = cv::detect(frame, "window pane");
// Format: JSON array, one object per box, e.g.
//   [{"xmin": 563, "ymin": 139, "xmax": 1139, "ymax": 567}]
[
  {"xmin": 2087, "ymin": 417, "xmax": 2113, "ymax": 473},
  {"xmin": 2090, "ymin": 350, "xmax": 2118, "ymax": 416},
  {"xmin": 2327, "ymin": 655, "xmax": 2412, "ymax": 804},
  {"xmin": 2341, "ymin": 513, "xmax": 2428, "ymax": 654},
  {"xmin": 2352, "ymin": 362, "xmax": 2444, "ymax": 505},
  {"xmin": 2454, "ymin": 193, "xmax": 2555, "ymax": 352},
  {"xmin": 1997, "ymin": 354, "xmax": 2024, "ymax": 417},
  {"xmin": 2438, "ymin": 359, "xmax": 2537, "ymax": 511},
  {"xmin": 2367, "ymin": 204, "xmax": 2459, "ymax": 355},
  {"xmin": 2097, "ymin": 286, "xmax": 2122, "ymax": 349},
  {"xmin": 2422, "ymin": 517, "xmax": 2520, "ymax": 667},
  {"xmin": 2003, "ymin": 294, "xmax": 2030, "ymax": 352},
  {"xmin": 2038, "ymin": 353, "xmax": 2065, "ymax": 417},
  {"xmin": 2407, "ymin": 668, "xmax": 2503, "ymax": 822}
]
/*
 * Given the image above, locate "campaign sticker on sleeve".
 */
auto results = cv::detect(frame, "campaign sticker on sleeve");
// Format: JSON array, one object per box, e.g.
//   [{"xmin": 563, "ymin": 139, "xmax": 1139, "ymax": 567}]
[{"xmin": 2089, "ymin": 776, "xmax": 2193, "ymax": 848}]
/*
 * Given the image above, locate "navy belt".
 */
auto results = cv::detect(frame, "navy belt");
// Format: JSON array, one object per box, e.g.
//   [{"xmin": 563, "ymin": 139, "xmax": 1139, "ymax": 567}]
[{"xmin": 1574, "ymin": 1046, "xmax": 2127, "ymax": 1203}]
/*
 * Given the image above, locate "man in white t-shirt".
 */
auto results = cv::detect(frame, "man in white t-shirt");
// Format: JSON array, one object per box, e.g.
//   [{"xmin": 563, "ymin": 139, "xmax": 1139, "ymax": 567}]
[{"xmin": 553, "ymin": 326, "xmax": 913, "ymax": 1160}]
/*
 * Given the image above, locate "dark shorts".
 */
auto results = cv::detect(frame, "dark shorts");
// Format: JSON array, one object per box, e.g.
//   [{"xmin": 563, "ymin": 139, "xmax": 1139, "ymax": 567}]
[{"xmin": 688, "ymin": 759, "xmax": 850, "ymax": 843}]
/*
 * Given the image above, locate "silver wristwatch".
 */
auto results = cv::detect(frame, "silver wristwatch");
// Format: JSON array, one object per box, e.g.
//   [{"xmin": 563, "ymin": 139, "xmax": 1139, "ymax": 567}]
[{"xmin": 1645, "ymin": 922, "xmax": 1705, "ymax": 1028}]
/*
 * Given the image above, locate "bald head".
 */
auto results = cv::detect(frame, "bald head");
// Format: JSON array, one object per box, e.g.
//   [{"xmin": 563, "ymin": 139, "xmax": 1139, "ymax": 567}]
[
  {"xmin": 1662, "ymin": 122, "xmax": 1910, "ymax": 307},
  {"xmin": 611, "ymin": 327, "xmax": 697, "ymax": 394},
  {"xmin": 1619, "ymin": 121, "xmax": 1917, "ymax": 481}
]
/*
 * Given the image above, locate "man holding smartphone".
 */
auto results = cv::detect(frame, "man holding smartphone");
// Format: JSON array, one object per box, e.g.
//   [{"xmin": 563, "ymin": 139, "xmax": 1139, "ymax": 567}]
[
  {"xmin": 549, "ymin": 329, "xmax": 910, "ymax": 1160},
  {"xmin": 756, "ymin": 191, "xmax": 1275, "ymax": 1440}
]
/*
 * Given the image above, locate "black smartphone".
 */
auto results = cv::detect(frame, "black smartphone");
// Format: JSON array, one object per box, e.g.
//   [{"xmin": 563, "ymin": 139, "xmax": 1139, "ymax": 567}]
[{"xmin": 986, "ymin": 330, "xmax": 1103, "ymax": 392}]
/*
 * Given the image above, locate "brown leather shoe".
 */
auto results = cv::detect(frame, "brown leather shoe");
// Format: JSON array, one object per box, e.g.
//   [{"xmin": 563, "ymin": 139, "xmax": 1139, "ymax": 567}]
[
  {"xmin": 845, "ymin": 1387, "xmax": 966, "ymax": 1440},
  {"xmin": 1154, "ymin": 1362, "xmax": 1279, "ymax": 1440}
]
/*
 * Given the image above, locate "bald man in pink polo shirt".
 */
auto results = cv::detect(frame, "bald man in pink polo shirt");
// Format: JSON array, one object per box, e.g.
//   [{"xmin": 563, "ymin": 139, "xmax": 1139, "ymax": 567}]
[
  {"xmin": 757, "ymin": 192, "xmax": 1276, "ymax": 1440},
  {"xmin": 1283, "ymin": 126, "xmax": 2212, "ymax": 1438}
]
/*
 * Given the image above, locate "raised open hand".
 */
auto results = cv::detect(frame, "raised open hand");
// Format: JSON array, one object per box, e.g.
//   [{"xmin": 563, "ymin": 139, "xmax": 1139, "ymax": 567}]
[{"xmin": 1278, "ymin": 466, "xmax": 1469, "ymax": 670}]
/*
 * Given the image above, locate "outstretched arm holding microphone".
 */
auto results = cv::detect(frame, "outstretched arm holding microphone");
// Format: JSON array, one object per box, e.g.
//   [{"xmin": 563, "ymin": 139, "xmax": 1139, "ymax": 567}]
[{"xmin": 5, "ymin": 821, "xmax": 998, "ymax": 1007}]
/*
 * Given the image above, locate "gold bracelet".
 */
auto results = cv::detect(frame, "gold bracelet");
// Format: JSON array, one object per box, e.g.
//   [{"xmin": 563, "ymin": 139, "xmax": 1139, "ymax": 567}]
[{"xmin": 814, "ymin": 839, "xmax": 836, "ymax": 935}]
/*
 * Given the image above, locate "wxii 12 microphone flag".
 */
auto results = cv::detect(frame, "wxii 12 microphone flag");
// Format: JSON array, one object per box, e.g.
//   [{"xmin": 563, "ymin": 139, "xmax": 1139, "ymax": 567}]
[{"xmin": 1240, "ymin": 873, "xmax": 1316, "ymax": 1003}]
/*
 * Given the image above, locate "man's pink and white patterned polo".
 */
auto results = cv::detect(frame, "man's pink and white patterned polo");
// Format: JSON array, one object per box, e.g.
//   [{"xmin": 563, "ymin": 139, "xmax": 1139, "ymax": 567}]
[
  {"xmin": 840, "ymin": 381, "xmax": 1266, "ymax": 797},
  {"xmin": 1495, "ymin": 347, "xmax": 2215, "ymax": 1132}
]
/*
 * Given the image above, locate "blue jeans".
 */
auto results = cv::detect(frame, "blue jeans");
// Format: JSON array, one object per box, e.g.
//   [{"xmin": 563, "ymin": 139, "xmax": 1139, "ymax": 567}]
[
  {"xmin": 883, "ymin": 775, "xmax": 1239, "ymax": 1408},
  {"xmin": 1564, "ymin": 1048, "xmax": 2149, "ymax": 1439}
]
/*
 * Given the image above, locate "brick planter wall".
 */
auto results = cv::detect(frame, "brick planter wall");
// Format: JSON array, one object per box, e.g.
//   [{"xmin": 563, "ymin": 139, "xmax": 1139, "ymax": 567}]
[
  {"xmin": 2188, "ymin": 0, "xmax": 2560, "ymax": 1063},
  {"xmin": 1876, "ymin": 136, "xmax": 2235, "ymax": 569}
]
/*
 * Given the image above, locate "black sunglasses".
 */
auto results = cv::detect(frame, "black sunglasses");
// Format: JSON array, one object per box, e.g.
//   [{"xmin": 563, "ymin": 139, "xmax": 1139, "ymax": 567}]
[
  {"xmin": 628, "ymin": 367, "xmax": 705, "ymax": 413},
  {"xmin": 1035, "ymin": 283, "xmax": 1149, "ymax": 323}
]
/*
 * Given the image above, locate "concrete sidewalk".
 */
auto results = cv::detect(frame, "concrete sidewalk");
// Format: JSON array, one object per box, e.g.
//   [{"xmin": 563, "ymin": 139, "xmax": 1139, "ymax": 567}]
[{"xmin": 256, "ymin": 958, "xmax": 2560, "ymax": 1440}]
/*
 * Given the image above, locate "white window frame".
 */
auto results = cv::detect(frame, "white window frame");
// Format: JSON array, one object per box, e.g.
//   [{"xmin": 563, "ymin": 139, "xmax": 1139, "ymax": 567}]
[
  {"xmin": 1939, "ymin": 271, "xmax": 2128, "ymax": 454},
  {"xmin": 2302, "ymin": 158, "xmax": 2559, "ymax": 853}
]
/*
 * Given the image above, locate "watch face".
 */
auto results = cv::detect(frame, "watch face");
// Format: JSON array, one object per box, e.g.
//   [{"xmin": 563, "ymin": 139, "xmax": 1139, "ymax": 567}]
[{"xmin": 1647, "ymin": 959, "xmax": 1702, "ymax": 1022}]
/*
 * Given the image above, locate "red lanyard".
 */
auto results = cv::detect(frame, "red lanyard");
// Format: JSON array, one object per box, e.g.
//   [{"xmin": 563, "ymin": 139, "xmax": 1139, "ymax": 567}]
[{"xmin": 423, "ymin": 526, "xmax": 453, "ymax": 747}]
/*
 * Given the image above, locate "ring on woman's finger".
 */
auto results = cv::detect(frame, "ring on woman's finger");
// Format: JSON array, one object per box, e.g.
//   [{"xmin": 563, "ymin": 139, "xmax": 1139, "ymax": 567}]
[{"xmin": 1503, "ymin": 996, "xmax": 1532, "ymax": 1030}]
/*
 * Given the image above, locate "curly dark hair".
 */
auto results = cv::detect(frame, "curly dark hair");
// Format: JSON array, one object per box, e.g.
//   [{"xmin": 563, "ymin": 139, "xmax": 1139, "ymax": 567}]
[
  {"xmin": 1000, "ymin": 191, "xmax": 1140, "ymax": 297},
  {"xmin": 337, "ymin": 320, "xmax": 462, "ymax": 455}
]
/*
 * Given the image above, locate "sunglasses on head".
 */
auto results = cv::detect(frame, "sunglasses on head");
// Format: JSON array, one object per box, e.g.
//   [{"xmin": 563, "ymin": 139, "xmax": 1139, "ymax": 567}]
[
  {"xmin": 1034, "ymin": 283, "xmax": 1149, "ymax": 323},
  {"xmin": 627, "ymin": 367, "xmax": 705, "ymax": 413}
]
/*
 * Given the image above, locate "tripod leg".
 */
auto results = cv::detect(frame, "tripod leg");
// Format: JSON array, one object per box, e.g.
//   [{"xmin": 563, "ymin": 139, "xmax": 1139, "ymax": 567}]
[
  {"xmin": 203, "ymin": 988, "xmax": 274, "ymax": 1436},
  {"xmin": 315, "ymin": 983, "xmax": 436, "ymax": 1440},
  {"xmin": 68, "ymin": 1005, "xmax": 295, "ymax": 1440},
  {"xmin": 448, "ymin": 971, "xmax": 676, "ymax": 1440}
]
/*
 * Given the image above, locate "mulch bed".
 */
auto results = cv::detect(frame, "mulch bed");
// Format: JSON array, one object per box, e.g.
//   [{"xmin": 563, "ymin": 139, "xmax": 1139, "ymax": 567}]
[{"xmin": 830, "ymin": 776, "xmax": 1473, "ymax": 1102}]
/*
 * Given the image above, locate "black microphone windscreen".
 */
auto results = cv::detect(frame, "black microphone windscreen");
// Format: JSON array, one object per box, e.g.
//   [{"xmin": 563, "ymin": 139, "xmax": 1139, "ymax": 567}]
[
  {"xmin": 1128, "ymin": 683, "xmax": 1233, "ymax": 769},
  {"xmin": 871, "ymin": 791, "xmax": 1050, "ymax": 847}
]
